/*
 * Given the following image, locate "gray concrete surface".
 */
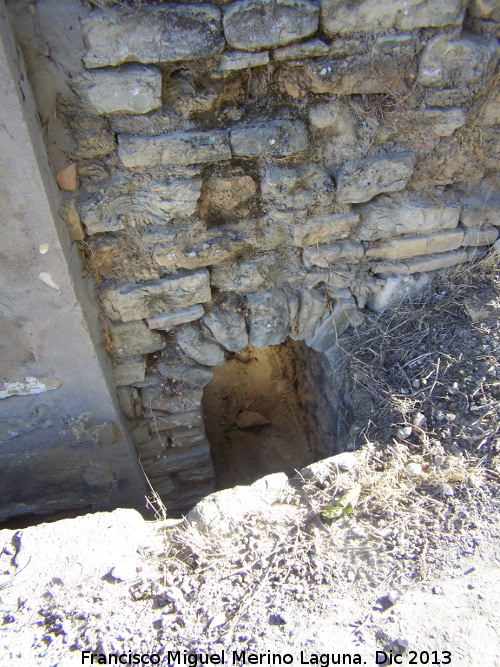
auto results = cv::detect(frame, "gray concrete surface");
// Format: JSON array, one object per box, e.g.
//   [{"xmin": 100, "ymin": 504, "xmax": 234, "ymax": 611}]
[{"xmin": 0, "ymin": 2, "xmax": 148, "ymax": 522}]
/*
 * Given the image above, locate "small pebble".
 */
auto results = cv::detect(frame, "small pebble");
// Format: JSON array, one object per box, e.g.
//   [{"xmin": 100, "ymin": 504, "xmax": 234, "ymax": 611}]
[
  {"xmin": 413, "ymin": 412, "xmax": 427, "ymax": 428},
  {"xmin": 405, "ymin": 462, "xmax": 423, "ymax": 478},
  {"xmin": 397, "ymin": 426, "xmax": 413, "ymax": 440}
]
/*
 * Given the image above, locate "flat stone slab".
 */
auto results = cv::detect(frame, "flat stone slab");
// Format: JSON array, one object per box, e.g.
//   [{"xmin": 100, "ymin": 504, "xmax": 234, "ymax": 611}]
[
  {"xmin": 320, "ymin": 0, "xmax": 466, "ymax": 35},
  {"xmin": 293, "ymin": 212, "xmax": 360, "ymax": 247},
  {"xmin": 79, "ymin": 175, "xmax": 202, "ymax": 233},
  {"xmin": 230, "ymin": 120, "xmax": 308, "ymax": 158},
  {"xmin": 223, "ymin": 0, "xmax": 319, "ymax": 51},
  {"xmin": 464, "ymin": 289, "xmax": 500, "ymax": 322},
  {"xmin": 371, "ymin": 250, "xmax": 468, "ymax": 275},
  {"xmin": 303, "ymin": 241, "xmax": 364, "ymax": 267},
  {"xmin": 146, "ymin": 305, "xmax": 205, "ymax": 331},
  {"xmin": 118, "ymin": 130, "xmax": 231, "ymax": 168},
  {"xmin": 273, "ymin": 38, "xmax": 329, "ymax": 61},
  {"xmin": 100, "ymin": 269, "xmax": 211, "ymax": 322},
  {"xmin": 336, "ymin": 152, "xmax": 415, "ymax": 204},
  {"xmin": 365, "ymin": 230, "xmax": 465, "ymax": 261},
  {"xmin": 83, "ymin": 4, "xmax": 224, "ymax": 67},
  {"xmin": 81, "ymin": 65, "xmax": 161, "ymax": 115},
  {"xmin": 220, "ymin": 50, "xmax": 269, "ymax": 71},
  {"xmin": 357, "ymin": 191, "xmax": 462, "ymax": 241}
]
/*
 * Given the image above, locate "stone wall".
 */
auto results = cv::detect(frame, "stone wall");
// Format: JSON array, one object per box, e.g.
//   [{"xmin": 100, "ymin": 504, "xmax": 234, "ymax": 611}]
[{"xmin": 5, "ymin": 0, "xmax": 500, "ymax": 513}]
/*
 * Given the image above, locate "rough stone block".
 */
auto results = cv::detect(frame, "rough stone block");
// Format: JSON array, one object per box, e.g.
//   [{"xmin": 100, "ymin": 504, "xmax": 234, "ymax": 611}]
[
  {"xmin": 305, "ymin": 298, "xmax": 360, "ymax": 352},
  {"xmin": 146, "ymin": 408, "xmax": 204, "ymax": 431},
  {"xmin": 289, "ymin": 289, "xmax": 326, "ymax": 340},
  {"xmin": 230, "ymin": 120, "xmax": 308, "ymax": 158},
  {"xmin": 365, "ymin": 230, "xmax": 464, "ymax": 261},
  {"xmin": 261, "ymin": 164, "xmax": 335, "ymax": 211},
  {"xmin": 167, "ymin": 425, "xmax": 207, "ymax": 448},
  {"xmin": 247, "ymin": 289, "xmax": 290, "ymax": 347},
  {"xmin": 303, "ymin": 241, "xmax": 364, "ymax": 268},
  {"xmin": 336, "ymin": 152, "xmax": 415, "ymax": 204},
  {"xmin": 462, "ymin": 225, "xmax": 499, "ymax": 246},
  {"xmin": 176, "ymin": 324, "xmax": 226, "ymax": 366},
  {"xmin": 153, "ymin": 221, "xmax": 252, "ymax": 271},
  {"xmin": 118, "ymin": 131, "xmax": 231, "ymax": 168},
  {"xmin": 157, "ymin": 350, "xmax": 214, "ymax": 388},
  {"xmin": 423, "ymin": 107, "xmax": 467, "ymax": 137},
  {"xmin": 199, "ymin": 173, "xmax": 257, "ymax": 217},
  {"xmin": 109, "ymin": 320, "xmax": 166, "ymax": 359},
  {"xmin": 146, "ymin": 305, "xmax": 205, "ymax": 331},
  {"xmin": 116, "ymin": 386, "xmax": 138, "ymax": 419},
  {"xmin": 210, "ymin": 257, "xmax": 270, "ymax": 292},
  {"xmin": 203, "ymin": 294, "xmax": 249, "ymax": 352},
  {"xmin": 220, "ymin": 50, "xmax": 269, "ymax": 70},
  {"xmin": 418, "ymin": 33, "xmax": 500, "ymax": 104},
  {"xmin": 101, "ymin": 269, "xmax": 211, "ymax": 322},
  {"xmin": 279, "ymin": 55, "xmax": 404, "ymax": 98},
  {"xmin": 459, "ymin": 190, "xmax": 500, "ymax": 227},
  {"xmin": 293, "ymin": 212, "xmax": 360, "ymax": 247},
  {"xmin": 478, "ymin": 91, "xmax": 500, "ymax": 125},
  {"xmin": 464, "ymin": 288, "xmax": 500, "ymax": 322},
  {"xmin": 177, "ymin": 462, "xmax": 215, "ymax": 483},
  {"xmin": 308, "ymin": 100, "xmax": 355, "ymax": 133},
  {"xmin": 60, "ymin": 197, "xmax": 85, "ymax": 242},
  {"xmin": 320, "ymin": 0, "xmax": 466, "ymax": 35},
  {"xmin": 113, "ymin": 357, "xmax": 146, "ymax": 387},
  {"xmin": 273, "ymin": 38, "xmax": 329, "ymax": 61},
  {"xmin": 141, "ymin": 385, "xmax": 203, "ymax": 413},
  {"xmin": 145, "ymin": 442, "xmax": 211, "ymax": 476},
  {"xmin": 469, "ymin": 0, "xmax": 500, "ymax": 18},
  {"xmin": 223, "ymin": 0, "xmax": 319, "ymax": 51},
  {"xmin": 371, "ymin": 250, "xmax": 468, "ymax": 275},
  {"xmin": 79, "ymin": 175, "xmax": 202, "ymax": 234},
  {"xmin": 366, "ymin": 273, "xmax": 434, "ymax": 313},
  {"xmin": 83, "ymin": 5, "xmax": 224, "ymax": 68},
  {"xmin": 467, "ymin": 245, "xmax": 490, "ymax": 261},
  {"xmin": 357, "ymin": 191, "xmax": 461, "ymax": 241},
  {"xmin": 81, "ymin": 65, "xmax": 161, "ymax": 115}
]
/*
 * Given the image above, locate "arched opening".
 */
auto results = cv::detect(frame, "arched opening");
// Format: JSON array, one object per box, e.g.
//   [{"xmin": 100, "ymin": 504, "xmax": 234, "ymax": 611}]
[{"xmin": 202, "ymin": 337, "xmax": 351, "ymax": 490}]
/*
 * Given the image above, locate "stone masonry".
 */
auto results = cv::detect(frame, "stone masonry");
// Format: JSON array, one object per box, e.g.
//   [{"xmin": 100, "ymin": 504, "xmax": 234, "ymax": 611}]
[{"xmin": 6, "ymin": 0, "xmax": 500, "ymax": 512}]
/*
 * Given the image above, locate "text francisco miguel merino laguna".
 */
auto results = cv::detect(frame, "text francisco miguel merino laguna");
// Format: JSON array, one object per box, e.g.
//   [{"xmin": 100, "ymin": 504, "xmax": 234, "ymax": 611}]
[{"xmin": 81, "ymin": 649, "xmax": 410, "ymax": 665}]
